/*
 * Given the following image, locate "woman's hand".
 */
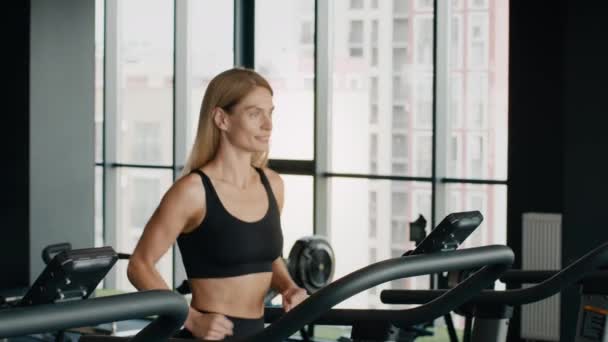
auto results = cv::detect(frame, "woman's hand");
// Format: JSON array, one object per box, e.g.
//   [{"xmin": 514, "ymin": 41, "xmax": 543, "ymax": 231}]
[
  {"xmin": 184, "ymin": 308, "xmax": 234, "ymax": 340},
  {"xmin": 281, "ymin": 287, "xmax": 309, "ymax": 312}
]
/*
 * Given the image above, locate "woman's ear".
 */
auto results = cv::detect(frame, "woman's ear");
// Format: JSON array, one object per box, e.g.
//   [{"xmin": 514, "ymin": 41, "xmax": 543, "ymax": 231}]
[{"xmin": 213, "ymin": 107, "xmax": 230, "ymax": 132}]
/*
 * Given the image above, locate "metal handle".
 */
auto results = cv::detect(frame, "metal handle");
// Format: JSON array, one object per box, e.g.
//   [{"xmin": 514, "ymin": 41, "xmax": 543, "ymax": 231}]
[{"xmin": 0, "ymin": 290, "xmax": 188, "ymax": 341}]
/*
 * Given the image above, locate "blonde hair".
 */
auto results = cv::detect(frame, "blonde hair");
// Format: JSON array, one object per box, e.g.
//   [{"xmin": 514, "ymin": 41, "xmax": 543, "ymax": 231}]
[{"xmin": 182, "ymin": 68, "xmax": 273, "ymax": 176}]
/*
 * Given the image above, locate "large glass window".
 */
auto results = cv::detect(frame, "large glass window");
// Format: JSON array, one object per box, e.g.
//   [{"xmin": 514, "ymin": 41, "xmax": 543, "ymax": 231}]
[
  {"xmin": 114, "ymin": 169, "xmax": 173, "ymax": 291},
  {"xmin": 116, "ymin": 0, "xmax": 173, "ymax": 166},
  {"xmin": 187, "ymin": 0, "xmax": 234, "ymax": 152},
  {"xmin": 330, "ymin": 179, "xmax": 432, "ymax": 308},
  {"xmin": 255, "ymin": 0, "xmax": 315, "ymax": 161},
  {"xmin": 95, "ymin": 1, "xmax": 509, "ymax": 309}
]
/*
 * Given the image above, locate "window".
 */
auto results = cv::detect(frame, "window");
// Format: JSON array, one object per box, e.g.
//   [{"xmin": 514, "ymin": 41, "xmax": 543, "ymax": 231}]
[
  {"xmin": 188, "ymin": 0, "xmax": 233, "ymax": 150},
  {"xmin": 130, "ymin": 177, "xmax": 160, "ymax": 228},
  {"xmin": 391, "ymin": 192, "xmax": 409, "ymax": 217},
  {"xmin": 131, "ymin": 122, "xmax": 161, "ymax": 164},
  {"xmin": 415, "ymin": 16, "xmax": 434, "ymax": 65},
  {"xmin": 371, "ymin": 20, "xmax": 379, "ymax": 46},
  {"xmin": 450, "ymin": 74, "xmax": 463, "ymax": 127},
  {"xmin": 393, "ymin": 76, "xmax": 410, "ymax": 102},
  {"xmin": 469, "ymin": 135, "xmax": 485, "ymax": 179},
  {"xmin": 371, "ymin": 47, "xmax": 378, "ymax": 66},
  {"xmin": 391, "ymin": 219, "xmax": 408, "ymax": 243},
  {"xmin": 370, "ymin": 104, "xmax": 379, "ymax": 124},
  {"xmin": 369, "ymin": 191, "xmax": 377, "ymax": 238},
  {"xmin": 350, "ymin": 47, "xmax": 364, "ymax": 58},
  {"xmin": 469, "ymin": 13, "xmax": 489, "ymax": 67},
  {"xmin": 256, "ymin": 0, "xmax": 315, "ymax": 160},
  {"xmin": 415, "ymin": 75, "xmax": 433, "ymax": 128},
  {"xmin": 470, "ymin": 0, "xmax": 488, "ymax": 9},
  {"xmin": 392, "ymin": 134, "xmax": 408, "ymax": 159},
  {"xmin": 393, "ymin": 19, "xmax": 409, "ymax": 43},
  {"xmin": 300, "ymin": 20, "xmax": 314, "ymax": 44},
  {"xmin": 416, "ymin": 0, "xmax": 433, "ymax": 11},
  {"xmin": 393, "ymin": 47, "xmax": 408, "ymax": 71},
  {"xmin": 350, "ymin": 0, "xmax": 364, "ymax": 9},
  {"xmin": 370, "ymin": 134, "xmax": 378, "ymax": 172},
  {"xmin": 448, "ymin": 134, "xmax": 463, "ymax": 177},
  {"xmin": 451, "ymin": 14, "xmax": 463, "ymax": 67},
  {"xmin": 468, "ymin": 73, "xmax": 488, "ymax": 128},
  {"xmin": 394, "ymin": 0, "xmax": 409, "ymax": 14},
  {"xmin": 392, "ymin": 162, "xmax": 408, "ymax": 174},
  {"xmin": 415, "ymin": 134, "xmax": 432, "ymax": 176},
  {"xmin": 349, "ymin": 20, "xmax": 364, "ymax": 43},
  {"xmin": 96, "ymin": 0, "xmax": 508, "ymax": 308},
  {"xmin": 370, "ymin": 76, "xmax": 379, "ymax": 103},
  {"xmin": 392, "ymin": 105, "xmax": 407, "ymax": 128}
]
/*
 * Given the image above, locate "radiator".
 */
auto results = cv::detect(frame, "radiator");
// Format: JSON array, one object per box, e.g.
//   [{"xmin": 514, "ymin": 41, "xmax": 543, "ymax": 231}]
[{"xmin": 520, "ymin": 213, "xmax": 562, "ymax": 341}]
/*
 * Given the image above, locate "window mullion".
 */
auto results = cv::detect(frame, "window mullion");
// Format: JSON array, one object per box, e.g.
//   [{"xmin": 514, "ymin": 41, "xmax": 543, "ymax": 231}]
[
  {"xmin": 433, "ymin": 0, "xmax": 450, "ymax": 225},
  {"xmin": 314, "ymin": 0, "xmax": 333, "ymax": 238}
]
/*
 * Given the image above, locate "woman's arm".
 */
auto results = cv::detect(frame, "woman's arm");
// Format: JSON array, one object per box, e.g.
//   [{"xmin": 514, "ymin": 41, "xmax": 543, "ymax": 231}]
[{"xmin": 127, "ymin": 174, "xmax": 205, "ymax": 291}]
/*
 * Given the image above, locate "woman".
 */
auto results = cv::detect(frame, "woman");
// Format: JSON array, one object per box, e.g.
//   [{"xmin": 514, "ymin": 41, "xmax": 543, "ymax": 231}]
[{"xmin": 127, "ymin": 68, "xmax": 308, "ymax": 340}]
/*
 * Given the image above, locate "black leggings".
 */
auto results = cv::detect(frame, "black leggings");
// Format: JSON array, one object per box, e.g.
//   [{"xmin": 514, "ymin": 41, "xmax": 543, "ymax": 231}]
[{"xmin": 174, "ymin": 309, "xmax": 264, "ymax": 341}]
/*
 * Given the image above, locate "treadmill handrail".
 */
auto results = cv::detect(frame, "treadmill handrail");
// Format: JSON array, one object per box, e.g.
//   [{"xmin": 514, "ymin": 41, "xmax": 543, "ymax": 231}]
[
  {"xmin": 249, "ymin": 245, "xmax": 513, "ymax": 342},
  {"xmin": 499, "ymin": 270, "xmax": 608, "ymax": 285},
  {"xmin": 381, "ymin": 241, "xmax": 608, "ymax": 306},
  {"xmin": 0, "ymin": 290, "xmax": 188, "ymax": 342}
]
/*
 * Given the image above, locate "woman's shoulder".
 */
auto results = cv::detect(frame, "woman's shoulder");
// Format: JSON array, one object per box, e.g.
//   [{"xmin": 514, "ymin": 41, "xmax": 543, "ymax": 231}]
[
  {"xmin": 165, "ymin": 172, "xmax": 205, "ymax": 206},
  {"xmin": 259, "ymin": 167, "xmax": 283, "ymax": 186}
]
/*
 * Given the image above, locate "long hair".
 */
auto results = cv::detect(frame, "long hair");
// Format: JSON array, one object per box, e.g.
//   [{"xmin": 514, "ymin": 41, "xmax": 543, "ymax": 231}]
[{"xmin": 182, "ymin": 68, "xmax": 273, "ymax": 176}]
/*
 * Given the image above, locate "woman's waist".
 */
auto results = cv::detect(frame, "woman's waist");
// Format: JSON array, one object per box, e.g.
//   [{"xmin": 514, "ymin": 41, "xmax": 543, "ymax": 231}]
[{"xmin": 189, "ymin": 275, "xmax": 271, "ymax": 318}]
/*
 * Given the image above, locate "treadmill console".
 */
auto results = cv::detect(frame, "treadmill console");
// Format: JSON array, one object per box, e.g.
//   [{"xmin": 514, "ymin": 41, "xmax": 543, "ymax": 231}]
[
  {"xmin": 19, "ymin": 247, "xmax": 118, "ymax": 307},
  {"xmin": 409, "ymin": 211, "xmax": 483, "ymax": 255}
]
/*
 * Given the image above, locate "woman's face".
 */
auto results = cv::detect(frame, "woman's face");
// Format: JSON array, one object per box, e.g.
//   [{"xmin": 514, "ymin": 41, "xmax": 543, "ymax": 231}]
[{"xmin": 222, "ymin": 86, "xmax": 274, "ymax": 153}]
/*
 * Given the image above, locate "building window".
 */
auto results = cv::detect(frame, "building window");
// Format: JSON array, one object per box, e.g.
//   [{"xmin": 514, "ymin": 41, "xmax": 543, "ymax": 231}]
[
  {"xmin": 415, "ymin": 16, "xmax": 434, "ymax": 66},
  {"xmin": 391, "ymin": 192, "xmax": 408, "ymax": 217},
  {"xmin": 415, "ymin": 134, "xmax": 432, "ymax": 176},
  {"xmin": 393, "ymin": 76, "xmax": 410, "ymax": 103},
  {"xmin": 369, "ymin": 191, "xmax": 377, "ymax": 238},
  {"xmin": 370, "ymin": 76, "xmax": 379, "ymax": 103},
  {"xmin": 131, "ymin": 121, "xmax": 161, "ymax": 164},
  {"xmin": 392, "ymin": 134, "xmax": 408, "ymax": 159},
  {"xmin": 370, "ymin": 134, "xmax": 378, "ymax": 173},
  {"xmin": 469, "ymin": 135, "xmax": 484, "ymax": 178},
  {"xmin": 468, "ymin": 73, "xmax": 488, "ymax": 128},
  {"xmin": 393, "ymin": 47, "xmax": 408, "ymax": 71},
  {"xmin": 371, "ymin": 20, "xmax": 379, "ymax": 45},
  {"xmin": 469, "ymin": 13, "xmax": 488, "ymax": 67},
  {"xmin": 370, "ymin": 104, "xmax": 379, "ymax": 124},
  {"xmin": 415, "ymin": 76, "xmax": 433, "ymax": 128},
  {"xmin": 349, "ymin": 20, "xmax": 364, "ymax": 43},
  {"xmin": 392, "ymin": 105, "xmax": 407, "ymax": 128},
  {"xmin": 393, "ymin": 19, "xmax": 409, "ymax": 43},
  {"xmin": 392, "ymin": 162, "xmax": 408, "ymax": 174},
  {"xmin": 451, "ymin": 15, "xmax": 463, "ymax": 67},
  {"xmin": 371, "ymin": 47, "xmax": 378, "ymax": 66},
  {"xmin": 416, "ymin": 0, "xmax": 433, "ymax": 10},
  {"xmin": 394, "ymin": 0, "xmax": 409, "ymax": 14},
  {"xmin": 300, "ymin": 20, "xmax": 314, "ymax": 44},
  {"xmin": 350, "ymin": 0, "xmax": 364, "ymax": 10}
]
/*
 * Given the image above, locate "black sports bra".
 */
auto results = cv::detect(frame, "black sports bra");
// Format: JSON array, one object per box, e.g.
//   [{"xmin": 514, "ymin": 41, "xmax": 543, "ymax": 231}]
[{"xmin": 177, "ymin": 168, "xmax": 283, "ymax": 278}]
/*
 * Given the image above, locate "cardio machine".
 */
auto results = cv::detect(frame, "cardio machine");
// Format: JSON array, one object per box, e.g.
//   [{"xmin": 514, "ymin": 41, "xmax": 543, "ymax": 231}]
[
  {"xmin": 0, "ymin": 212, "xmax": 513, "ymax": 342},
  {"xmin": 380, "ymin": 241, "xmax": 608, "ymax": 342}
]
